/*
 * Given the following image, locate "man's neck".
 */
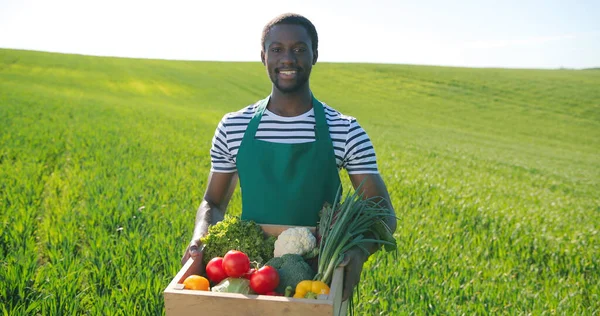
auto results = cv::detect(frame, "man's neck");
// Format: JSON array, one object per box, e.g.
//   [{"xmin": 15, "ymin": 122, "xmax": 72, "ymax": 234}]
[{"xmin": 268, "ymin": 85, "xmax": 313, "ymax": 117}]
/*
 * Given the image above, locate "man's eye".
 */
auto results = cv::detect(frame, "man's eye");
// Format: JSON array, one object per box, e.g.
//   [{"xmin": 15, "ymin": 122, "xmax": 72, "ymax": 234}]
[
  {"xmin": 294, "ymin": 47, "xmax": 307, "ymax": 53},
  {"xmin": 271, "ymin": 48, "xmax": 282, "ymax": 53}
]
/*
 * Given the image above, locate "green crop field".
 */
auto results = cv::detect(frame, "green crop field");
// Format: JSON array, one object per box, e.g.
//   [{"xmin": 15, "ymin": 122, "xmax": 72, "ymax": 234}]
[{"xmin": 1, "ymin": 48, "xmax": 599, "ymax": 315}]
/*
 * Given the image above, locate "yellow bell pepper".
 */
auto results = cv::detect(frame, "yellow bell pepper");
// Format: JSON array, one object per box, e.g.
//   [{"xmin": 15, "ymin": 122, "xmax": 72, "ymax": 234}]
[{"xmin": 293, "ymin": 280, "xmax": 330, "ymax": 299}]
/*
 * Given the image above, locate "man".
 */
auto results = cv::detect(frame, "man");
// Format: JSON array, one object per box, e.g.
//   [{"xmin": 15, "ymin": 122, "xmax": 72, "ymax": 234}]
[{"xmin": 182, "ymin": 13, "xmax": 397, "ymax": 301}]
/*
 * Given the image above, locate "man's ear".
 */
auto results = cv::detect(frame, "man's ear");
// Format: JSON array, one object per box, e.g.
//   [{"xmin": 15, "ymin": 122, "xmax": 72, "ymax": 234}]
[
  {"xmin": 312, "ymin": 49, "xmax": 318, "ymax": 65},
  {"xmin": 261, "ymin": 50, "xmax": 266, "ymax": 65}
]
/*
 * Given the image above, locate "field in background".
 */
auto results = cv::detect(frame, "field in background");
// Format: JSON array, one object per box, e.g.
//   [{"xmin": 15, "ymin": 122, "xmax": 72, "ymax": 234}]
[{"xmin": 1, "ymin": 48, "xmax": 599, "ymax": 314}]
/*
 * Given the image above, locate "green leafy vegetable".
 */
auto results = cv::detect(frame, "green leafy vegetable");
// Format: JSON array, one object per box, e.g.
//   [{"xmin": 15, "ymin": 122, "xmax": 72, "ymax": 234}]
[
  {"xmin": 210, "ymin": 277, "xmax": 253, "ymax": 294},
  {"xmin": 264, "ymin": 254, "xmax": 315, "ymax": 294},
  {"xmin": 200, "ymin": 216, "xmax": 276, "ymax": 265}
]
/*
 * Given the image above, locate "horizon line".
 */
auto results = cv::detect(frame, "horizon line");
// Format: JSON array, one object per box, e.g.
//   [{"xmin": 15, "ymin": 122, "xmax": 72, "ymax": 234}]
[{"xmin": 1, "ymin": 47, "xmax": 597, "ymax": 71}]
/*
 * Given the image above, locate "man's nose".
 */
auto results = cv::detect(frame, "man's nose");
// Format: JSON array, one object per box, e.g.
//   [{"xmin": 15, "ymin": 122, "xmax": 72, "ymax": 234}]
[{"xmin": 281, "ymin": 49, "xmax": 296, "ymax": 64}]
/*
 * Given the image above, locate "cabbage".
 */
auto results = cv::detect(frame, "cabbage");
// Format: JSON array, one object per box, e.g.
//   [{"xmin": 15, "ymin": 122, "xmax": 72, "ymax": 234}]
[{"xmin": 210, "ymin": 277, "xmax": 253, "ymax": 294}]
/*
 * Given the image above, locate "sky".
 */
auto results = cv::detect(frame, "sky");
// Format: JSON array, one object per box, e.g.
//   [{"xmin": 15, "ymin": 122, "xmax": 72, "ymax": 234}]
[{"xmin": 1, "ymin": 0, "xmax": 599, "ymax": 69}]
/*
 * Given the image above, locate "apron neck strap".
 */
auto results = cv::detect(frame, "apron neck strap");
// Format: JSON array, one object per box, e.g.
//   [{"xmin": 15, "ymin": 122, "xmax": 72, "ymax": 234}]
[
  {"xmin": 243, "ymin": 97, "xmax": 269, "ymax": 143},
  {"xmin": 243, "ymin": 95, "xmax": 329, "ymax": 141},
  {"xmin": 311, "ymin": 95, "xmax": 328, "ymax": 141}
]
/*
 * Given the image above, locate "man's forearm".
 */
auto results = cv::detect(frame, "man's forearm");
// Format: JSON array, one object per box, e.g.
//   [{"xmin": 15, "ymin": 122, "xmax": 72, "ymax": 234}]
[
  {"xmin": 191, "ymin": 199, "xmax": 226, "ymax": 244},
  {"xmin": 381, "ymin": 196, "xmax": 397, "ymax": 234},
  {"xmin": 360, "ymin": 197, "xmax": 397, "ymax": 257}
]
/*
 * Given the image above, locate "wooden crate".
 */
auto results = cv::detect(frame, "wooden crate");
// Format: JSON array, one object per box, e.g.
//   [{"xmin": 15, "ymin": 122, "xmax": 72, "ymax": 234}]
[{"xmin": 164, "ymin": 224, "xmax": 347, "ymax": 316}]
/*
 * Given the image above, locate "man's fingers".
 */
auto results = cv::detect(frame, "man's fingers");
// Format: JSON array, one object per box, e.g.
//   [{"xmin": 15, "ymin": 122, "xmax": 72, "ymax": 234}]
[
  {"xmin": 189, "ymin": 243, "xmax": 204, "ymax": 260},
  {"xmin": 342, "ymin": 273, "xmax": 359, "ymax": 301},
  {"xmin": 340, "ymin": 251, "xmax": 363, "ymax": 301},
  {"xmin": 342, "ymin": 285, "xmax": 351, "ymax": 301},
  {"xmin": 189, "ymin": 245, "xmax": 198, "ymax": 257},
  {"xmin": 338, "ymin": 254, "xmax": 350, "ymax": 267},
  {"xmin": 181, "ymin": 243, "xmax": 200, "ymax": 266}
]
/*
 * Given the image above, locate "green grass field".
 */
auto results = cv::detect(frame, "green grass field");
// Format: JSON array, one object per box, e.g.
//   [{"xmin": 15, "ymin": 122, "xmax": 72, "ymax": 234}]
[{"xmin": 1, "ymin": 48, "xmax": 599, "ymax": 315}]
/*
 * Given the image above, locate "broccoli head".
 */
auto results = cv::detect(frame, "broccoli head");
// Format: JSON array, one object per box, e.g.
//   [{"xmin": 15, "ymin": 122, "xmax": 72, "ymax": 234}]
[{"xmin": 265, "ymin": 254, "xmax": 315, "ymax": 294}]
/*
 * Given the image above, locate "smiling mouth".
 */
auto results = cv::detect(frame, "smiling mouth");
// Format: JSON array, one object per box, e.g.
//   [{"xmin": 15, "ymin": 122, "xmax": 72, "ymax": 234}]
[
  {"xmin": 278, "ymin": 69, "xmax": 297, "ymax": 74},
  {"xmin": 277, "ymin": 69, "xmax": 298, "ymax": 79}
]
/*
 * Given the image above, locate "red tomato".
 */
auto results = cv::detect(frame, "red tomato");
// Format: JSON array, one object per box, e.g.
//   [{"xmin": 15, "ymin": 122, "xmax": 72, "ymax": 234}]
[
  {"xmin": 205, "ymin": 257, "xmax": 228, "ymax": 284},
  {"xmin": 250, "ymin": 266, "xmax": 279, "ymax": 294},
  {"xmin": 222, "ymin": 250, "xmax": 250, "ymax": 278}
]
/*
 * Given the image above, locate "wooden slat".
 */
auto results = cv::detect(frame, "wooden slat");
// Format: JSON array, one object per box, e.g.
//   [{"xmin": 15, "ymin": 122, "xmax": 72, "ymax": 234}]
[
  {"xmin": 337, "ymin": 300, "xmax": 349, "ymax": 316},
  {"xmin": 164, "ymin": 291, "xmax": 333, "ymax": 316},
  {"xmin": 167, "ymin": 258, "xmax": 194, "ymax": 290},
  {"xmin": 329, "ymin": 266, "xmax": 346, "ymax": 316},
  {"xmin": 173, "ymin": 257, "xmax": 205, "ymax": 284}
]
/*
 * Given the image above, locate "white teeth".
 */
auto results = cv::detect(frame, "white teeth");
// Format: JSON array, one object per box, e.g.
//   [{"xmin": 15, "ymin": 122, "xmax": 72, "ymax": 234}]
[{"xmin": 280, "ymin": 71, "xmax": 296, "ymax": 75}]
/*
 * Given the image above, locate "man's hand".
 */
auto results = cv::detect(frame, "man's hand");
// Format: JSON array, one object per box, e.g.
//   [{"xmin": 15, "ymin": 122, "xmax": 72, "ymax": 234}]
[
  {"xmin": 181, "ymin": 240, "xmax": 203, "ymax": 266},
  {"xmin": 349, "ymin": 173, "xmax": 397, "ymax": 233},
  {"xmin": 339, "ymin": 246, "xmax": 369, "ymax": 301},
  {"xmin": 180, "ymin": 240, "xmax": 206, "ymax": 277}
]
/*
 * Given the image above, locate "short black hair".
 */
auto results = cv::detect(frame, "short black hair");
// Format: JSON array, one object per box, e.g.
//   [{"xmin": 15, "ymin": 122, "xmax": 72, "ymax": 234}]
[{"xmin": 261, "ymin": 13, "xmax": 318, "ymax": 52}]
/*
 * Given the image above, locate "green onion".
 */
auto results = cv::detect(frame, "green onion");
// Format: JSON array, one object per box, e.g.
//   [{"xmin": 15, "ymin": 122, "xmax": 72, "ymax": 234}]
[{"xmin": 315, "ymin": 182, "xmax": 397, "ymax": 285}]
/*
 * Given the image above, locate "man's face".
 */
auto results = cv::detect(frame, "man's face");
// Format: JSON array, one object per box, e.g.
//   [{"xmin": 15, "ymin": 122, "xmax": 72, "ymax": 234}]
[{"xmin": 261, "ymin": 24, "xmax": 317, "ymax": 94}]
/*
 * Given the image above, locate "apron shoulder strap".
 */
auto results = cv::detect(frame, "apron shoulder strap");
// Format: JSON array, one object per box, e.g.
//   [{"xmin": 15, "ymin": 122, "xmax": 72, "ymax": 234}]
[
  {"xmin": 243, "ymin": 97, "xmax": 269, "ymax": 143},
  {"xmin": 312, "ymin": 95, "xmax": 330, "ymax": 141}
]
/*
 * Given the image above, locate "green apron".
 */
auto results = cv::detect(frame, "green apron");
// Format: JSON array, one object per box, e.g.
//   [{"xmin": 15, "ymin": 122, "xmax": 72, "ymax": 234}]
[{"xmin": 236, "ymin": 95, "xmax": 341, "ymax": 226}]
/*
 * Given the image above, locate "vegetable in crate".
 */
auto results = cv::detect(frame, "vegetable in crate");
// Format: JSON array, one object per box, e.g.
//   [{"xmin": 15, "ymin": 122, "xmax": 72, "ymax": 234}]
[
  {"xmin": 250, "ymin": 265, "xmax": 280, "ymax": 294},
  {"xmin": 205, "ymin": 257, "xmax": 228, "ymax": 284},
  {"xmin": 200, "ymin": 216, "xmax": 276, "ymax": 265},
  {"xmin": 182, "ymin": 275, "xmax": 210, "ymax": 291},
  {"xmin": 273, "ymin": 227, "xmax": 317, "ymax": 257},
  {"xmin": 222, "ymin": 250, "xmax": 251, "ymax": 278},
  {"xmin": 293, "ymin": 280, "xmax": 330, "ymax": 299},
  {"xmin": 264, "ymin": 254, "xmax": 315, "ymax": 295},
  {"xmin": 210, "ymin": 277, "xmax": 253, "ymax": 294},
  {"xmin": 315, "ymin": 187, "xmax": 397, "ymax": 286}
]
